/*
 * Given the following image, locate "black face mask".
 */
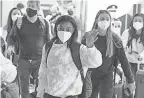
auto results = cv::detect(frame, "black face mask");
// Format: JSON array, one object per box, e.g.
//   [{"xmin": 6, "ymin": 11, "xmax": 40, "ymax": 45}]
[
  {"xmin": 26, "ymin": 8, "xmax": 37, "ymax": 17},
  {"xmin": 68, "ymin": 10, "xmax": 73, "ymax": 16}
]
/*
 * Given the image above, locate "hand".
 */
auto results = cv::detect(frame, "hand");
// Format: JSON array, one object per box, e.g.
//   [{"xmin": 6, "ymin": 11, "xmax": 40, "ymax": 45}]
[
  {"xmin": 86, "ymin": 29, "xmax": 99, "ymax": 48},
  {"xmin": 7, "ymin": 46, "xmax": 15, "ymax": 55},
  {"xmin": 126, "ymin": 82, "xmax": 136, "ymax": 95},
  {"xmin": 138, "ymin": 55, "xmax": 143, "ymax": 61}
]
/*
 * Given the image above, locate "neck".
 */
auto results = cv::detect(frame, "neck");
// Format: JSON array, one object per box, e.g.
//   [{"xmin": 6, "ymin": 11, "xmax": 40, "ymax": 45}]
[
  {"xmin": 98, "ymin": 27, "xmax": 107, "ymax": 36},
  {"xmin": 136, "ymin": 29, "xmax": 142, "ymax": 35},
  {"xmin": 55, "ymin": 39, "xmax": 63, "ymax": 44},
  {"xmin": 27, "ymin": 15, "xmax": 38, "ymax": 23}
]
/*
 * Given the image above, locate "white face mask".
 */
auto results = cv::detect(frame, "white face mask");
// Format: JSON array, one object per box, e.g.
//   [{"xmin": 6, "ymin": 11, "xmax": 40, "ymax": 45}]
[
  {"xmin": 12, "ymin": 14, "xmax": 21, "ymax": 22},
  {"xmin": 98, "ymin": 21, "xmax": 110, "ymax": 30},
  {"xmin": 133, "ymin": 22, "xmax": 143, "ymax": 31},
  {"xmin": 57, "ymin": 31, "xmax": 72, "ymax": 43}
]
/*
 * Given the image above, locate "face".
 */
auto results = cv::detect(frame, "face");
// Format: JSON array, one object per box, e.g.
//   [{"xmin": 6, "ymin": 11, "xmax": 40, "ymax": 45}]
[
  {"xmin": 27, "ymin": 1, "xmax": 39, "ymax": 17},
  {"xmin": 67, "ymin": 5, "xmax": 75, "ymax": 16},
  {"xmin": 57, "ymin": 21, "xmax": 75, "ymax": 43},
  {"xmin": 11, "ymin": 9, "xmax": 21, "ymax": 21},
  {"xmin": 57, "ymin": 21, "xmax": 74, "ymax": 34},
  {"xmin": 133, "ymin": 16, "xmax": 144, "ymax": 31},
  {"xmin": 133, "ymin": 16, "xmax": 143, "ymax": 24},
  {"xmin": 97, "ymin": 13, "xmax": 111, "ymax": 30},
  {"xmin": 108, "ymin": 8, "xmax": 117, "ymax": 18}
]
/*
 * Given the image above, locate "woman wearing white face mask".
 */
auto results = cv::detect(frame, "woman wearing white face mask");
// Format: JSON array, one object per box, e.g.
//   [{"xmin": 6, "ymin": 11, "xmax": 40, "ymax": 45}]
[
  {"xmin": 1, "ymin": 8, "xmax": 21, "ymax": 42},
  {"xmin": 122, "ymin": 13, "xmax": 144, "ymax": 98},
  {"xmin": 82, "ymin": 10, "xmax": 135, "ymax": 98},
  {"xmin": 6, "ymin": 8, "xmax": 22, "ymax": 40},
  {"xmin": 37, "ymin": 15, "xmax": 102, "ymax": 98}
]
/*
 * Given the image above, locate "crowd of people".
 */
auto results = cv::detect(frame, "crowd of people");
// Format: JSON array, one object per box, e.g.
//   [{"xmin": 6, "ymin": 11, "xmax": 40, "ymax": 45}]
[{"xmin": 1, "ymin": 0, "xmax": 144, "ymax": 98}]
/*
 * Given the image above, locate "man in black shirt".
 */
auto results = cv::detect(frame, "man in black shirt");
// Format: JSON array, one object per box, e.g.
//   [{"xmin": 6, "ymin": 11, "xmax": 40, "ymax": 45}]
[{"xmin": 7, "ymin": 0, "xmax": 50, "ymax": 98}]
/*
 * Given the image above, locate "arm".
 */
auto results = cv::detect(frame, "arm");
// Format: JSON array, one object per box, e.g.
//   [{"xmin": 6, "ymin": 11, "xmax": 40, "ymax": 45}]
[
  {"xmin": 7, "ymin": 21, "xmax": 18, "ymax": 47},
  {"xmin": 116, "ymin": 46, "xmax": 134, "ymax": 83},
  {"xmin": 121, "ymin": 29, "xmax": 129, "ymax": 48},
  {"xmin": 46, "ymin": 20, "xmax": 53, "ymax": 40},
  {"xmin": 1, "ymin": 58, "xmax": 17, "ymax": 83},
  {"xmin": 80, "ymin": 44, "xmax": 102, "ymax": 68},
  {"xmin": 44, "ymin": 20, "xmax": 51, "ymax": 42},
  {"xmin": 37, "ymin": 45, "xmax": 48, "ymax": 98}
]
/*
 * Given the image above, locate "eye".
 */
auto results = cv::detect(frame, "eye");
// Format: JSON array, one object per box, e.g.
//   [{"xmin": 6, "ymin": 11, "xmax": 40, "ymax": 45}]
[
  {"xmin": 118, "ymin": 25, "xmax": 120, "ymax": 28},
  {"xmin": 139, "ymin": 20, "xmax": 142, "ymax": 22},
  {"xmin": 58, "ymin": 27, "xmax": 64, "ymax": 31},
  {"xmin": 13, "ymin": 13, "xmax": 16, "ymax": 15},
  {"xmin": 66, "ymin": 28, "xmax": 71, "ymax": 32},
  {"xmin": 106, "ymin": 18, "xmax": 109, "ymax": 21},
  {"xmin": 100, "ymin": 18, "xmax": 105, "ymax": 21},
  {"xmin": 134, "ymin": 19, "xmax": 138, "ymax": 22}
]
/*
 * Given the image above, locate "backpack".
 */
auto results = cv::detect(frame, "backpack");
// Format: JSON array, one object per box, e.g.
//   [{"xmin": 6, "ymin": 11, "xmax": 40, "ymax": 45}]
[{"xmin": 44, "ymin": 39, "xmax": 92, "ymax": 98}]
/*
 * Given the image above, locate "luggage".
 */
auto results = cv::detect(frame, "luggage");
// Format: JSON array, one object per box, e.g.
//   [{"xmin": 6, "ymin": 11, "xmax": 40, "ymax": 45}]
[{"xmin": 135, "ymin": 70, "xmax": 144, "ymax": 98}]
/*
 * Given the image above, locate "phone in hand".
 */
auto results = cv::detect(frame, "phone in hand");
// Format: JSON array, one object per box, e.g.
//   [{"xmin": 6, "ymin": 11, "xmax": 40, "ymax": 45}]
[{"xmin": 124, "ymin": 88, "xmax": 131, "ymax": 96}]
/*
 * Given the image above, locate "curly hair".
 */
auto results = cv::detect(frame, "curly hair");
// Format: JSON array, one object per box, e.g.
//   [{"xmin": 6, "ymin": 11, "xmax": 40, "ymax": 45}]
[{"xmin": 54, "ymin": 15, "xmax": 78, "ymax": 48}]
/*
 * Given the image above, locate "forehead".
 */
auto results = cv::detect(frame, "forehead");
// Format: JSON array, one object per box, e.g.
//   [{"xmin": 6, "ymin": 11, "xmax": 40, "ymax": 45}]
[
  {"xmin": 58, "ymin": 21, "xmax": 73, "ymax": 27},
  {"xmin": 27, "ymin": 1, "xmax": 37, "ymax": 6},
  {"xmin": 11, "ymin": 9, "xmax": 20, "ymax": 15},
  {"xmin": 98, "ymin": 13, "xmax": 110, "ymax": 19},
  {"xmin": 134, "ymin": 16, "xmax": 143, "ymax": 20}
]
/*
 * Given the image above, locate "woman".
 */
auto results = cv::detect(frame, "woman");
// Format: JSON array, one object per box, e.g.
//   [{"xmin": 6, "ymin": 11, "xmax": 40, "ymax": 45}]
[
  {"xmin": 37, "ymin": 15, "xmax": 102, "ymax": 98},
  {"xmin": 6, "ymin": 7, "xmax": 21, "ymax": 40},
  {"xmin": 0, "ymin": 37, "xmax": 19, "ymax": 98},
  {"xmin": 83, "ymin": 10, "xmax": 135, "ymax": 98},
  {"xmin": 122, "ymin": 13, "xmax": 144, "ymax": 82}
]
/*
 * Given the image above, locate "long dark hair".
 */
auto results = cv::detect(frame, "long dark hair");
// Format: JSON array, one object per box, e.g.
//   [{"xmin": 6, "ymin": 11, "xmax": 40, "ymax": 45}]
[
  {"xmin": 92, "ymin": 10, "xmax": 113, "ymax": 58},
  {"xmin": 127, "ymin": 13, "xmax": 144, "ymax": 47},
  {"xmin": 6, "ymin": 8, "xmax": 18, "ymax": 35},
  {"xmin": 54, "ymin": 15, "xmax": 78, "ymax": 48}
]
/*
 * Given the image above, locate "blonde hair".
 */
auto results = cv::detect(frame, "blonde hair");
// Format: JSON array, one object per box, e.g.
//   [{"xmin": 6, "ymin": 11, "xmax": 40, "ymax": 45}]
[
  {"xmin": 27, "ymin": 0, "xmax": 40, "ymax": 10},
  {"xmin": 92, "ymin": 10, "xmax": 113, "ymax": 58}
]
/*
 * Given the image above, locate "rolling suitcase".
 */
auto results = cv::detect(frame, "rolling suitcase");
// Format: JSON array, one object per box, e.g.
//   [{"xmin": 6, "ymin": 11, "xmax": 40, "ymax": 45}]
[{"xmin": 135, "ymin": 70, "xmax": 144, "ymax": 98}]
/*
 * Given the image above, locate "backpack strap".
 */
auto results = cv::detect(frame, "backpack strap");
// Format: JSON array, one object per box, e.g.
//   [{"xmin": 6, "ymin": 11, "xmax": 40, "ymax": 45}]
[
  {"xmin": 45, "ymin": 38, "xmax": 56, "ymax": 65},
  {"xmin": 38, "ymin": 16, "xmax": 45, "ymax": 27},
  {"xmin": 70, "ymin": 42, "xmax": 85, "ymax": 83},
  {"xmin": 38, "ymin": 16, "xmax": 50, "ymax": 43}
]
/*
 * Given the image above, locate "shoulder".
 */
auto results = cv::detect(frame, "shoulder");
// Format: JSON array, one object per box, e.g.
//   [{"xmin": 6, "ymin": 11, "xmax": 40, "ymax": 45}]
[
  {"xmin": 112, "ymin": 33, "xmax": 123, "ymax": 48},
  {"xmin": 44, "ymin": 38, "xmax": 56, "ymax": 50},
  {"xmin": 71, "ymin": 41, "xmax": 81, "ymax": 47},
  {"xmin": 38, "ymin": 16, "xmax": 46, "ymax": 26},
  {"xmin": 122, "ymin": 29, "xmax": 130, "ymax": 35}
]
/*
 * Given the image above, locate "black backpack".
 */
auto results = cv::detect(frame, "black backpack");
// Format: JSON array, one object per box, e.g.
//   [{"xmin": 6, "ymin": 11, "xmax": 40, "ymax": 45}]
[{"xmin": 44, "ymin": 38, "xmax": 92, "ymax": 98}]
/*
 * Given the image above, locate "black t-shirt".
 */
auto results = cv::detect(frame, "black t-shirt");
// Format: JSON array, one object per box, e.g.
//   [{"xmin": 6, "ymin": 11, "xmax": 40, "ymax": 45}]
[
  {"xmin": 94, "ymin": 35, "xmax": 107, "ymax": 58},
  {"xmin": 19, "ymin": 17, "xmax": 45, "ymax": 57},
  {"xmin": 91, "ymin": 35, "xmax": 114, "ymax": 77}
]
